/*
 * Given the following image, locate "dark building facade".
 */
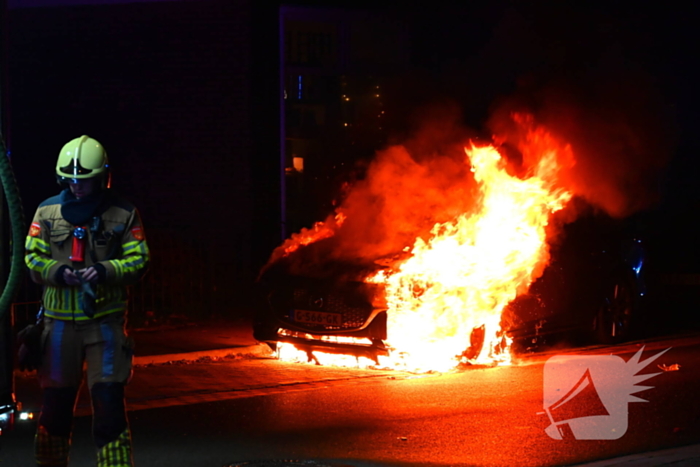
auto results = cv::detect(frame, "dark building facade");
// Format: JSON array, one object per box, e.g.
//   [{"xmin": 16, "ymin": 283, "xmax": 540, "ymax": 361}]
[{"xmin": 280, "ymin": 6, "xmax": 409, "ymax": 234}]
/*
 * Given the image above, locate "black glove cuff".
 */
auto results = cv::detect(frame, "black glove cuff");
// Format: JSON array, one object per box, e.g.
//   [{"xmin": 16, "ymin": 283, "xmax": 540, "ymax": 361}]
[{"xmin": 93, "ymin": 263, "xmax": 107, "ymax": 283}]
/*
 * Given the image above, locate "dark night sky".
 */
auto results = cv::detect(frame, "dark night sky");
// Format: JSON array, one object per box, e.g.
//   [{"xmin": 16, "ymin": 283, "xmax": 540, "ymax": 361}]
[{"xmin": 9, "ymin": 1, "xmax": 698, "ymax": 128}]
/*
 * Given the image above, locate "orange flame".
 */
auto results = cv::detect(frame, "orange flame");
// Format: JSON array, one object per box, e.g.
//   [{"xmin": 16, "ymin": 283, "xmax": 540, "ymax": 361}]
[
  {"xmin": 275, "ymin": 117, "xmax": 574, "ymax": 371},
  {"xmin": 373, "ymin": 132, "xmax": 573, "ymax": 370},
  {"xmin": 265, "ymin": 211, "xmax": 347, "ymax": 266}
]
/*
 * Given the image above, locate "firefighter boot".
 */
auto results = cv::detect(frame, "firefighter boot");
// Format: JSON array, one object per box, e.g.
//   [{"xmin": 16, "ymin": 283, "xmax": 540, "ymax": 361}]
[
  {"xmin": 92, "ymin": 382, "xmax": 133, "ymax": 467},
  {"xmin": 96, "ymin": 428, "xmax": 134, "ymax": 467},
  {"xmin": 35, "ymin": 387, "xmax": 78, "ymax": 467},
  {"xmin": 35, "ymin": 425, "xmax": 70, "ymax": 467}
]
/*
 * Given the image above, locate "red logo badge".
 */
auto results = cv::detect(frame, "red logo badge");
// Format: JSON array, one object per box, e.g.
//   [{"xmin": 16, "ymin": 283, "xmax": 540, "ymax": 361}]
[
  {"xmin": 131, "ymin": 226, "xmax": 145, "ymax": 241},
  {"xmin": 29, "ymin": 222, "xmax": 41, "ymax": 237}
]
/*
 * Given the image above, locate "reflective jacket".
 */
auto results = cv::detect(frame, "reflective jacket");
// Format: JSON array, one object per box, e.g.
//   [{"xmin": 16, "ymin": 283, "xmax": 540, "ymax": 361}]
[{"xmin": 25, "ymin": 191, "xmax": 150, "ymax": 321}]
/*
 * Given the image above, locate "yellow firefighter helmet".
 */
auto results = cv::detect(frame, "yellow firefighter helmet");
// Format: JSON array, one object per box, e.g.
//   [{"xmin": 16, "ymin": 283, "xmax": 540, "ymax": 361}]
[{"xmin": 55, "ymin": 135, "xmax": 110, "ymax": 185}]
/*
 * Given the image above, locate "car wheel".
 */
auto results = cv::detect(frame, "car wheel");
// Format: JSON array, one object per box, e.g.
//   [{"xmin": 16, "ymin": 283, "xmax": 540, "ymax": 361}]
[{"xmin": 596, "ymin": 271, "xmax": 638, "ymax": 345}]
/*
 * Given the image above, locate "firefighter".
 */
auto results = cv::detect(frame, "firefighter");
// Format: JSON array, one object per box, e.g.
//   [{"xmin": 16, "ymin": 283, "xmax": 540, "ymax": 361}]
[{"xmin": 23, "ymin": 135, "xmax": 149, "ymax": 467}]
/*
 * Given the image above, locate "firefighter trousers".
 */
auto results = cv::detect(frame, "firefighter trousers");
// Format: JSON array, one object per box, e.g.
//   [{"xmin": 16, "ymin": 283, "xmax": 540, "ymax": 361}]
[{"xmin": 35, "ymin": 313, "xmax": 135, "ymax": 467}]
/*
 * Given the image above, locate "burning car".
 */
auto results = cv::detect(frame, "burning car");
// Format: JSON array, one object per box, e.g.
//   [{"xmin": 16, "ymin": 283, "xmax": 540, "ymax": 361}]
[
  {"xmin": 253, "ymin": 208, "xmax": 647, "ymax": 368},
  {"xmin": 253, "ymin": 116, "xmax": 688, "ymax": 370},
  {"xmin": 254, "ymin": 234, "xmax": 392, "ymax": 363}
]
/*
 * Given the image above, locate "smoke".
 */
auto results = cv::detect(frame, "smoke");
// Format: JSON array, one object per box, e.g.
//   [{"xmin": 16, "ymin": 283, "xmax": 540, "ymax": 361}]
[
  {"xmin": 261, "ymin": 101, "xmax": 484, "ymax": 276},
  {"xmin": 488, "ymin": 73, "xmax": 676, "ymax": 218},
  {"xmin": 330, "ymin": 101, "xmax": 481, "ymax": 263},
  {"xmin": 481, "ymin": 2, "xmax": 678, "ymax": 219}
]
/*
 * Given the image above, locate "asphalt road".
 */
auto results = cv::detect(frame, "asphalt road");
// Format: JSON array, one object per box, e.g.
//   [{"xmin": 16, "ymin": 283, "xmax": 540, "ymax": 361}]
[{"xmin": 2, "ymin": 335, "xmax": 700, "ymax": 467}]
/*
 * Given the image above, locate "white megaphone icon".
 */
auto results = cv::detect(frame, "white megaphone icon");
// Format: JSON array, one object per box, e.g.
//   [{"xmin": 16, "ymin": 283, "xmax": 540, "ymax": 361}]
[{"xmin": 542, "ymin": 347, "xmax": 669, "ymax": 440}]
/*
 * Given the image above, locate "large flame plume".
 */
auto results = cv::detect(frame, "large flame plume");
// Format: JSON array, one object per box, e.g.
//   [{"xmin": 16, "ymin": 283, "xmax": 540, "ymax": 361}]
[
  {"xmin": 372, "ymin": 116, "xmax": 574, "ymax": 370},
  {"xmin": 269, "ymin": 114, "xmax": 575, "ymax": 371}
]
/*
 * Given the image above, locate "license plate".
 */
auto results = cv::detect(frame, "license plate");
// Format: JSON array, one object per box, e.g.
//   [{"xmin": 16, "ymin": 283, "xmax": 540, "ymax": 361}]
[{"xmin": 293, "ymin": 309, "xmax": 342, "ymax": 326}]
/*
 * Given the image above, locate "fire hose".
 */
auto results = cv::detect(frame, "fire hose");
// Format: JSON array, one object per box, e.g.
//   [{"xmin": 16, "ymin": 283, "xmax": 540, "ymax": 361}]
[{"xmin": 0, "ymin": 134, "xmax": 26, "ymax": 320}]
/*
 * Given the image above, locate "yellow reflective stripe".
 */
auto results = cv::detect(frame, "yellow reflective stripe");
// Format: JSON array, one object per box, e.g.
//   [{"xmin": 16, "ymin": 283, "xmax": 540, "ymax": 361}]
[
  {"xmin": 25, "ymin": 235, "xmax": 57, "ymax": 280},
  {"xmin": 25, "ymin": 252, "xmax": 49, "ymax": 271},
  {"xmin": 122, "ymin": 240, "xmax": 139, "ymax": 253},
  {"xmin": 109, "ymin": 259, "xmax": 124, "ymax": 280},
  {"xmin": 43, "ymin": 287, "xmax": 80, "ymax": 311},
  {"xmin": 41, "ymin": 259, "xmax": 59, "ymax": 281},
  {"xmin": 35, "ymin": 425, "xmax": 70, "ymax": 466},
  {"xmin": 25, "ymin": 236, "xmax": 51, "ymax": 254},
  {"xmin": 43, "ymin": 309, "xmax": 76, "ymax": 319},
  {"xmin": 44, "ymin": 304, "xmax": 127, "ymax": 321},
  {"xmin": 25, "ymin": 253, "xmax": 58, "ymax": 276},
  {"xmin": 96, "ymin": 428, "xmax": 132, "ymax": 467},
  {"xmin": 94, "ymin": 285, "xmax": 127, "ymax": 304},
  {"xmin": 44, "ymin": 286, "xmax": 126, "ymax": 308},
  {"xmin": 122, "ymin": 240, "xmax": 149, "ymax": 256},
  {"xmin": 121, "ymin": 256, "xmax": 146, "ymax": 274},
  {"xmin": 43, "ymin": 284, "xmax": 127, "ymax": 320},
  {"xmin": 108, "ymin": 253, "xmax": 147, "ymax": 279},
  {"xmin": 43, "ymin": 288, "xmax": 65, "ymax": 310}
]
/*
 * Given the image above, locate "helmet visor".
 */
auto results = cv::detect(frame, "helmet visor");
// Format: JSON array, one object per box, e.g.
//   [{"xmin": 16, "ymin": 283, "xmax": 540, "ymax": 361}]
[{"xmin": 58, "ymin": 157, "xmax": 94, "ymax": 178}]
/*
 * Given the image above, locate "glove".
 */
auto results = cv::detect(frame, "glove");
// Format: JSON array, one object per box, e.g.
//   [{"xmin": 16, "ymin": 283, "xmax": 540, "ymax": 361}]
[
  {"xmin": 76, "ymin": 270, "xmax": 97, "ymax": 318},
  {"xmin": 81, "ymin": 279, "xmax": 97, "ymax": 318},
  {"xmin": 17, "ymin": 322, "xmax": 44, "ymax": 372}
]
